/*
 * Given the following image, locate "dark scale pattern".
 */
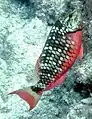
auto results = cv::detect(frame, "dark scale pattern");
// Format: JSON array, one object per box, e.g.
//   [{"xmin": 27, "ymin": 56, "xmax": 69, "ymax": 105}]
[{"xmin": 32, "ymin": 20, "xmax": 75, "ymax": 92}]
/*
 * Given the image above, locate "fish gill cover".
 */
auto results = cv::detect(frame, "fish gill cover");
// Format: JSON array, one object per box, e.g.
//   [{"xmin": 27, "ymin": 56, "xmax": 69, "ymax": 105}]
[{"xmin": 0, "ymin": 0, "xmax": 92, "ymax": 119}]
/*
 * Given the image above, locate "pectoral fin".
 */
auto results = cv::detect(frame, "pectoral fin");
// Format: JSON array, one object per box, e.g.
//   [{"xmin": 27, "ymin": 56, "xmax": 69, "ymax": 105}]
[{"xmin": 78, "ymin": 45, "xmax": 83, "ymax": 60}]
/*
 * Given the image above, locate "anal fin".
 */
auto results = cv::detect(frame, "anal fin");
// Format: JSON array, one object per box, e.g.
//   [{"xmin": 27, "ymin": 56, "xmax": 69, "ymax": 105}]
[{"xmin": 46, "ymin": 72, "xmax": 67, "ymax": 91}]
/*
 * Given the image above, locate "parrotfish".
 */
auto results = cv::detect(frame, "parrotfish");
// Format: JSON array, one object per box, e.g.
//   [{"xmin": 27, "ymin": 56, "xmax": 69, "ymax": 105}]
[{"xmin": 9, "ymin": 9, "xmax": 83, "ymax": 110}]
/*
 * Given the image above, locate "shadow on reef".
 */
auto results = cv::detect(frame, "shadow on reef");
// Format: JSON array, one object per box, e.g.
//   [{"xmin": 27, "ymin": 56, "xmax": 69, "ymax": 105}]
[
  {"xmin": 14, "ymin": 0, "xmax": 31, "ymax": 6},
  {"xmin": 10, "ymin": 0, "xmax": 38, "ymax": 19},
  {"xmin": 73, "ymin": 81, "xmax": 92, "ymax": 98}
]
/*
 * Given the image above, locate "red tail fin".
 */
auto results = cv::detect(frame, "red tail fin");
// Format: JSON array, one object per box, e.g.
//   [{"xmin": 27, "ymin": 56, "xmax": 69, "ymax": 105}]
[{"xmin": 9, "ymin": 88, "xmax": 41, "ymax": 111}]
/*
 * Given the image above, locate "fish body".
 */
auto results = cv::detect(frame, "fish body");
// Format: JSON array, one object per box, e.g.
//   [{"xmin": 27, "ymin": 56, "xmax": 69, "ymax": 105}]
[{"xmin": 9, "ymin": 9, "xmax": 83, "ymax": 110}]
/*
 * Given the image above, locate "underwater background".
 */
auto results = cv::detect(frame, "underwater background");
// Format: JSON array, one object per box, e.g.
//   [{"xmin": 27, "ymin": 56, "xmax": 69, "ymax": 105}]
[{"xmin": 0, "ymin": 0, "xmax": 92, "ymax": 119}]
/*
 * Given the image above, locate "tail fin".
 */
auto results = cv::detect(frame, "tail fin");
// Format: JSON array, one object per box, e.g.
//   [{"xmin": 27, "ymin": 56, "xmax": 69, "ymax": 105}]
[{"xmin": 9, "ymin": 87, "xmax": 41, "ymax": 111}]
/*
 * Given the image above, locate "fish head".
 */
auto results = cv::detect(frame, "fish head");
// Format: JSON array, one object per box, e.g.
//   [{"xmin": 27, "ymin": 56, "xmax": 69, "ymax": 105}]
[{"xmin": 59, "ymin": 9, "xmax": 82, "ymax": 32}]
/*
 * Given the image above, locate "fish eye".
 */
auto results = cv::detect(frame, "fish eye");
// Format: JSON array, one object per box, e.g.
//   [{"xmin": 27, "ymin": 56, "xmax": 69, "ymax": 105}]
[{"xmin": 69, "ymin": 14, "xmax": 72, "ymax": 18}]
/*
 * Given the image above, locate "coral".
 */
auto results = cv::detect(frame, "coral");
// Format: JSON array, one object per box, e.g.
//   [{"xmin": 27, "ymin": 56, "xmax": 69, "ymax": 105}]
[{"xmin": 0, "ymin": 0, "xmax": 92, "ymax": 119}]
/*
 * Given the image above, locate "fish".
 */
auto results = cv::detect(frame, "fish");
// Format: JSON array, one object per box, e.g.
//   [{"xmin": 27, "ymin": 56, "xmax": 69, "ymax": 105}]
[{"xmin": 9, "ymin": 9, "xmax": 83, "ymax": 110}]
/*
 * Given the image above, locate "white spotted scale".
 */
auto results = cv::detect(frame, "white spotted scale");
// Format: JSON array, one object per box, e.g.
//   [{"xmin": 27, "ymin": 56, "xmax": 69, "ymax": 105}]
[{"xmin": 31, "ymin": 20, "xmax": 72, "ymax": 92}]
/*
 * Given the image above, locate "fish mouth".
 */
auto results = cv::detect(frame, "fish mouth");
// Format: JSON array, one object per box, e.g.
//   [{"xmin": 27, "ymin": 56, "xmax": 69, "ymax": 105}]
[{"xmin": 65, "ymin": 9, "xmax": 82, "ymax": 33}]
